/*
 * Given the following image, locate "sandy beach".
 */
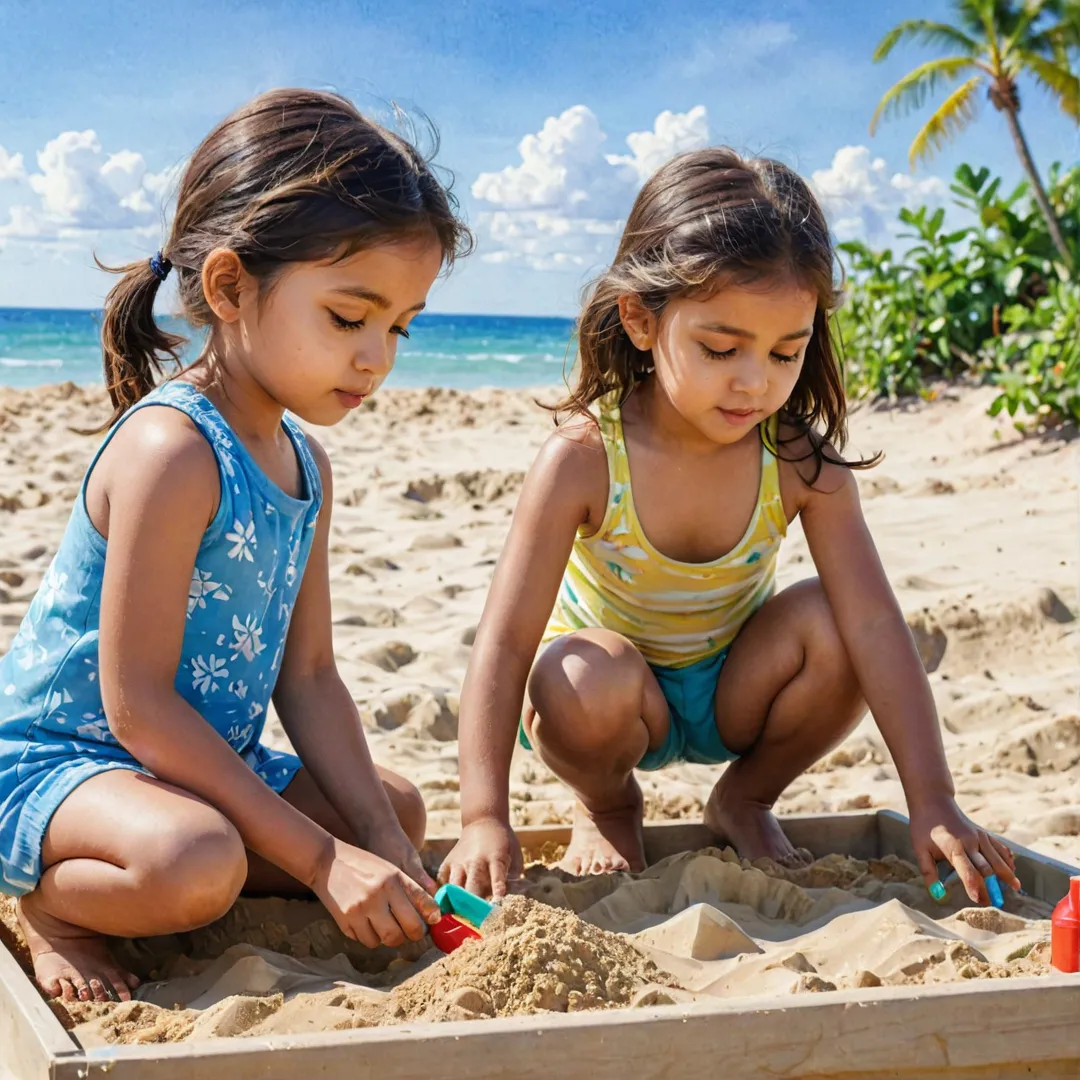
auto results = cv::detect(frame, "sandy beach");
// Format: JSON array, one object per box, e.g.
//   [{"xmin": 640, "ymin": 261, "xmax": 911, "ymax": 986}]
[{"xmin": 0, "ymin": 379, "xmax": 1077, "ymax": 1042}]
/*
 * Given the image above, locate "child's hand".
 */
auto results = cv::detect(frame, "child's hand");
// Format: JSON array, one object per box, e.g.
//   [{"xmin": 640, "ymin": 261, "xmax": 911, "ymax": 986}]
[
  {"xmin": 312, "ymin": 838, "xmax": 442, "ymax": 948},
  {"xmin": 908, "ymin": 794, "xmax": 1021, "ymax": 904},
  {"xmin": 365, "ymin": 821, "xmax": 439, "ymax": 896},
  {"xmin": 439, "ymin": 818, "xmax": 523, "ymax": 899}
]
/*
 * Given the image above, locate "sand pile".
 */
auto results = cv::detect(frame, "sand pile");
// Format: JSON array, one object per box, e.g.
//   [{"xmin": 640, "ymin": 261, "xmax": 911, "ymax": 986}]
[{"xmin": 387, "ymin": 895, "xmax": 671, "ymax": 1021}]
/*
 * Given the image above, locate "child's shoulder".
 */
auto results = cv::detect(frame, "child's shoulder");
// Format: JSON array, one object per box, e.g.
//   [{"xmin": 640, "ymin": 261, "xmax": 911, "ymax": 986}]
[
  {"xmin": 525, "ymin": 411, "xmax": 608, "ymax": 515},
  {"xmin": 89, "ymin": 404, "xmax": 221, "ymax": 526},
  {"xmin": 774, "ymin": 418, "xmax": 858, "ymax": 505},
  {"xmin": 102, "ymin": 402, "xmax": 220, "ymax": 486},
  {"xmin": 545, "ymin": 411, "xmax": 608, "ymax": 480},
  {"xmin": 552, "ymin": 410, "xmax": 604, "ymax": 452}
]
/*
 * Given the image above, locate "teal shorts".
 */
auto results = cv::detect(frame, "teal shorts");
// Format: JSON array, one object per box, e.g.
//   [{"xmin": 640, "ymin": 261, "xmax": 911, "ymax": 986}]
[{"xmin": 518, "ymin": 646, "xmax": 738, "ymax": 772}]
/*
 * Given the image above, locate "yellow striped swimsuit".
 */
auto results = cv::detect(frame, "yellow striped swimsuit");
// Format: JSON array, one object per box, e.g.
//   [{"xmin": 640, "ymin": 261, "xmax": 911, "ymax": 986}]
[{"xmin": 527, "ymin": 391, "xmax": 787, "ymax": 769}]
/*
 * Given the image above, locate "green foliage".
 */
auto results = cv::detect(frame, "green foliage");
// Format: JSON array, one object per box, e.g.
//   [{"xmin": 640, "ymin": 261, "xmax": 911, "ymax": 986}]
[
  {"xmin": 837, "ymin": 161, "xmax": 1080, "ymax": 427},
  {"xmin": 988, "ymin": 280, "xmax": 1080, "ymax": 424}
]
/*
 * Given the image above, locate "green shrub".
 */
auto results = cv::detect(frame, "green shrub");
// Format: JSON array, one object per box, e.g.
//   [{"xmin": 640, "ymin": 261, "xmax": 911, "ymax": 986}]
[
  {"xmin": 989, "ymin": 279, "xmax": 1080, "ymax": 426},
  {"xmin": 837, "ymin": 160, "xmax": 1079, "ymax": 427}
]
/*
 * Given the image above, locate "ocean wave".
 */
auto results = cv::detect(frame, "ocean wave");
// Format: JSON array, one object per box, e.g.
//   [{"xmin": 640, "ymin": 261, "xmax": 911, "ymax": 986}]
[
  {"xmin": 404, "ymin": 350, "xmax": 570, "ymax": 365},
  {"xmin": 0, "ymin": 357, "xmax": 64, "ymax": 368}
]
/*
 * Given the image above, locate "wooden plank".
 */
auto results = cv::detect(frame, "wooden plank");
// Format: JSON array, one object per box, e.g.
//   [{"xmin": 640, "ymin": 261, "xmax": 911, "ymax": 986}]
[
  {"xmin": 62, "ymin": 977, "xmax": 1080, "ymax": 1080},
  {"xmin": 877, "ymin": 809, "xmax": 1080, "ymax": 903},
  {"xmin": 0, "ymin": 939, "xmax": 80, "ymax": 1080}
]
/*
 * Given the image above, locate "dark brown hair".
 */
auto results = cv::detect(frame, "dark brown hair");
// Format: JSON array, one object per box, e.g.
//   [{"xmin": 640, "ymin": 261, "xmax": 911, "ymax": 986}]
[
  {"xmin": 557, "ymin": 147, "xmax": 878, "ymax": 474},
  {"xmin": 96, "ymin": 88, "xmax": 472, "ymax": 426}
]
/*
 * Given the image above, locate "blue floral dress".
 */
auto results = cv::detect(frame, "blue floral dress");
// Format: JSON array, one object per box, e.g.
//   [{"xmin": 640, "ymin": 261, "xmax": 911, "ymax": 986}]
[{"xmin": 0, "ymin": 381, "xmax": 322, "ymax": 895}]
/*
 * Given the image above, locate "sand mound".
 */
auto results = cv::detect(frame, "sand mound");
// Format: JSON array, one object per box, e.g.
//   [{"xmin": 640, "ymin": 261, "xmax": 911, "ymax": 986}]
[
  {"xmin": 989, "ymin": 713, "xmax": 1080, "ymax": 775},
  {"xmin": 403, "ymin": 469, "xmax": 525, "ymax": 506},
  {"xmin": 387, "ymin": 895, "xmax": 669, "ymax": 1022}
]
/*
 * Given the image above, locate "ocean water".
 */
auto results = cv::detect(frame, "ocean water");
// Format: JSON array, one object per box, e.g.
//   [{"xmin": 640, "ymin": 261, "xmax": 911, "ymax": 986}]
[{"xmin": 0, "ymin": 308, "xmax": 578, "ymax": 391}]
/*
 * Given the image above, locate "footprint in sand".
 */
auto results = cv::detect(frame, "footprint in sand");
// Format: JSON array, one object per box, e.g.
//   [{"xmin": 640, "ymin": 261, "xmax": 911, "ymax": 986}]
[
  {"xmin": 409, "ymin": 533, "xmax": 463, "ymax": 551},
  {"xmin": 905, "ymin": 612, "xmax": 947, "ymax": 673},
  {"xmin": 360, "ymin": 641, "xmax": 417, "ymax": 673},
  {"xmin": 333, "ymin": 603, "xmax": 402, "ymax": 628},
  {"xmin": 369, "ymin": 689, "xmax": 459, "ymax": 741},
  {"xmin": 986, "ymin": 713, "xmax": 1080, "ymax": 773}
]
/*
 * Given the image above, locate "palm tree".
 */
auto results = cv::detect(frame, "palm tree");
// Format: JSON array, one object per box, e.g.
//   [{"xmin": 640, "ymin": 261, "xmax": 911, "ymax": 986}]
[{"xmin": 871, "ymin": 0, "xmax": 1079, "ymax": 270}]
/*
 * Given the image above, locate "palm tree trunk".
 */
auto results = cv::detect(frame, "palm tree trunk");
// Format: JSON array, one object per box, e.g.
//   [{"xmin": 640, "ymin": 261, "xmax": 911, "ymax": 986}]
[{"xmin": 1002, "ymin": 106, "xmax": 1074, "ymax": 270}]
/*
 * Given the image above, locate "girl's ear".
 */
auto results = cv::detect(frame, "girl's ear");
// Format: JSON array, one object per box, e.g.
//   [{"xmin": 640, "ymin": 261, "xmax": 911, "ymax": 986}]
[
  {"xmin": 617, "ymin": 294, "xmax": 656, "ymax": 351},
  {"xmin": 201, "ymin": 249, "xmax": 250, "ymax": 324}
]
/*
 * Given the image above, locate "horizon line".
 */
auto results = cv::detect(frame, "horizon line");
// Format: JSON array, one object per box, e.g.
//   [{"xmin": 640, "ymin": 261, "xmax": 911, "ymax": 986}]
[{"xmin": 0, "ymin": 304, "xmax": 578, "ymax": 321}]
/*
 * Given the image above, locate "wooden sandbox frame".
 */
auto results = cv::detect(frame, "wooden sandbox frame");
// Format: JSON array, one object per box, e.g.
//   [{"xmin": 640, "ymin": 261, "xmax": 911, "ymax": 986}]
[{"xmin": 2, "ymin": 810, "xmax": 1079, "ymax": 1080}]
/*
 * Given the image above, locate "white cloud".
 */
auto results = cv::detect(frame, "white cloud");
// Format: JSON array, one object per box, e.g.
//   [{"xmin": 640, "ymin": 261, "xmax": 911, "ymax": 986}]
[
  {"xmin": 0, "ymin": 146, "xmax": 26, "ymax": 182},
  {"xmin": 811, "ymin": 145, "xmax": 948, "ymax": 244},
  {"xmin": 0, "ymin": 205, "xmax": 54, "ymax": 239},
  {"xmin": 607, "ymin": 105, "xmax": 709, "ymax": 184},
  {"xmin": 0, "ymin": 130, "xmax": 172, "ymax": 241},
  {"xmin": 472, "ymin": 105, "xmax": 629, "ymax": 219},
  {"xmin": 472, "ymin": 105, "xmax": 710, "ymax": 270}
]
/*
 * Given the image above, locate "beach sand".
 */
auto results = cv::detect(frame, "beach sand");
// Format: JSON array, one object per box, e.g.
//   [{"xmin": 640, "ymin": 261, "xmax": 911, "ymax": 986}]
[{"xmin": 0, "ymin": 380, "xmax": 1077, "ymax": 1042}]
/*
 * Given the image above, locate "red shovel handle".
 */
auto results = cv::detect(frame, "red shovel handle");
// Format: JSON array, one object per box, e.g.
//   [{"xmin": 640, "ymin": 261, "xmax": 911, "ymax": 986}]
[{"xmin": 430, "ymin": 913, "xmax": 482, "ymax": 954}]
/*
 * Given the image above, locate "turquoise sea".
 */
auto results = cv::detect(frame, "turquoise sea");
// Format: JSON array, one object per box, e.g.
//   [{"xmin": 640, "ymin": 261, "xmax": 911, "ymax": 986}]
[{"xmin": 0, "ymin": 308, "xmax": 577, "ymax": 391}]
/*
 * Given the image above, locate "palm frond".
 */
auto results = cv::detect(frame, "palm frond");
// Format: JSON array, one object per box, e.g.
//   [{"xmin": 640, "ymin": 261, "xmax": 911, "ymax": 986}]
[
  {"xmin": 977, "ymin": 2, "xmax": 1004, "ymax": 60},
  {"xmin": 1029, "ymin": 8, "xmax": 1080, "ymax": 54},
  {"xmin": 909, "ymin": 75, "xmax": 985, "ymax": 166},
  {"xmin": 954, "ymin": 0, "xmax": 994, "ymax": 37},
  {"xmin": 1016, "ymin": 49, "xmax": 1080, "ymax": 118},
  {"xmin": 871, "ymin": 56, "xmax": 978, "ymax": 134},
  {"xmin": 873, "ymin": 19, "xmax": 981, "ymax": 62},
  {"xmin": 1003, "ymin": 0, "xmax": 1051, "ymax": 53}
]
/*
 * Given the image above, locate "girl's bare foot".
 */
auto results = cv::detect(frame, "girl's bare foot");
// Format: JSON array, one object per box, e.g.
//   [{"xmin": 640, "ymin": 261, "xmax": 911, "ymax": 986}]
[
  {"xmin": 558, "ymin": 779, "xmax": 646, "ymax": 876},
  {"xmin": 16, "ymin": 894, "xmax": 139, "ymax": 1003},
  {"xmin": 704, "ymin": 779, "xmax": 813, "ymax": 868}
]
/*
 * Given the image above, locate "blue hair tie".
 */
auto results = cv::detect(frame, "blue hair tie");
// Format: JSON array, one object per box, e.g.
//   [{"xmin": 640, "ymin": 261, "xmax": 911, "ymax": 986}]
[{"xmin": 149, "ymin": 251, "xmax": 172, "ymax": 282}]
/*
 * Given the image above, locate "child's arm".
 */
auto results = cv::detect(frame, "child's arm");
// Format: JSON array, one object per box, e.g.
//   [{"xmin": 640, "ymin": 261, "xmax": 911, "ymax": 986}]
[
  {"xmin": 795, "ymin": 451, "xmax": 1021, "ymax": 904},
  {"xmin": 97, "ymin": 411, "xmax": 438, "ymax": 947},
  {"xmin": 270, "ymin": 438, "xmax": 433, "ymax": 891},
  {"xmin": 439, "ymin": 423, "xmax": 602, "ymax": 898}
]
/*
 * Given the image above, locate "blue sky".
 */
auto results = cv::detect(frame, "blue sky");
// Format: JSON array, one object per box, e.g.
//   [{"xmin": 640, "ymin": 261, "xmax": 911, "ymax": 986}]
[{"xmin": 0, "ymin": 0, "xmax": 1077, "ymax": 315}]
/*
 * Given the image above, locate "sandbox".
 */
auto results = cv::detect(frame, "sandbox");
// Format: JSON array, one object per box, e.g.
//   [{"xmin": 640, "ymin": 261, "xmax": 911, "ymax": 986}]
[{"xmin": 2, "ymin": 810, "xmax": 1078, "ymax": 1080}]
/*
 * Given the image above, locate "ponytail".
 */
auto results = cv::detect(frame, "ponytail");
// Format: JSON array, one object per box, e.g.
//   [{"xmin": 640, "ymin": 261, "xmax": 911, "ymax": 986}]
[{"xmin": 95, "ymin": 252, "xmax": 186, "ymax": 429}]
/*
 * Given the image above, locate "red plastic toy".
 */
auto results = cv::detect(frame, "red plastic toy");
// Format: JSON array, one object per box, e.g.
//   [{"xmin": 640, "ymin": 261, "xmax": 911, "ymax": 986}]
[
  {"xmin": 430, "ymin": 913, "xmax": 482, "ymax": 954},
  {"xmin": 1050, "ymin": 875, "xmax": 1080, "ymax": 973}
]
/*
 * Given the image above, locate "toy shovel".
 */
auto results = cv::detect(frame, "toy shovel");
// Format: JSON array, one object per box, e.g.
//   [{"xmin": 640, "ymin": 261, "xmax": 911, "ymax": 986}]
[{"xmin": 430, "ymin": 883, "xmax": 496, "ymax": 954}]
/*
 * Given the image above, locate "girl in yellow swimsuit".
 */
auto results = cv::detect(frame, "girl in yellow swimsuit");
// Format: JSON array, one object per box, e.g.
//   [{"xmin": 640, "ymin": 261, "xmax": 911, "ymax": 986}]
[{"xmin": 441, "ymin": 148, "xmax": 1018, "ymax": 907}]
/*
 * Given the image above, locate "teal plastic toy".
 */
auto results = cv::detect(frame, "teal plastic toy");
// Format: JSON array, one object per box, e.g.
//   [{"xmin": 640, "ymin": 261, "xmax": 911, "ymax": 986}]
[
  {"xmin": 429, "ymin": 884, "xmax": 496, "ymax": 954},
  {"xmin": 435, "ymin": 883, "xmax": 496, "ymax": 926}
]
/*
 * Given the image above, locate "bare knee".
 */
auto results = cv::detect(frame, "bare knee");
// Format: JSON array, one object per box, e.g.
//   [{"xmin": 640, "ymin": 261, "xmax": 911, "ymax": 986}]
[
  {"xmin": 135, "ymin": 812, "xmax": 247, "ymax": 930},
  {"xmin": 527, "ymin": 631, "xmax": 648, "ymax": 756},
  {"xmin": 380, "ymin": 771, "xmax": 427, "ymax": 850}
]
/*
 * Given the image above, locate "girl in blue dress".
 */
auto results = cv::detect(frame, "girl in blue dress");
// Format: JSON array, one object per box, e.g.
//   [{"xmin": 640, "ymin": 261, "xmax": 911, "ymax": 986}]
[{"xmin": 0, "ymin": 87, "xmax": 471, "ymax": 1003}]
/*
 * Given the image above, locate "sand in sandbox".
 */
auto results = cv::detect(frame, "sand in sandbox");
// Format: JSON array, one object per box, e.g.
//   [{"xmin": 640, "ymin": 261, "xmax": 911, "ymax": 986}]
[
  {"xmin": 2, "ymin": 845, "xmax": 1053, "ymax": 1047},
  {"xmin": 50, "ymin": 895, "xmax": 673, "ymax": 1043}
]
